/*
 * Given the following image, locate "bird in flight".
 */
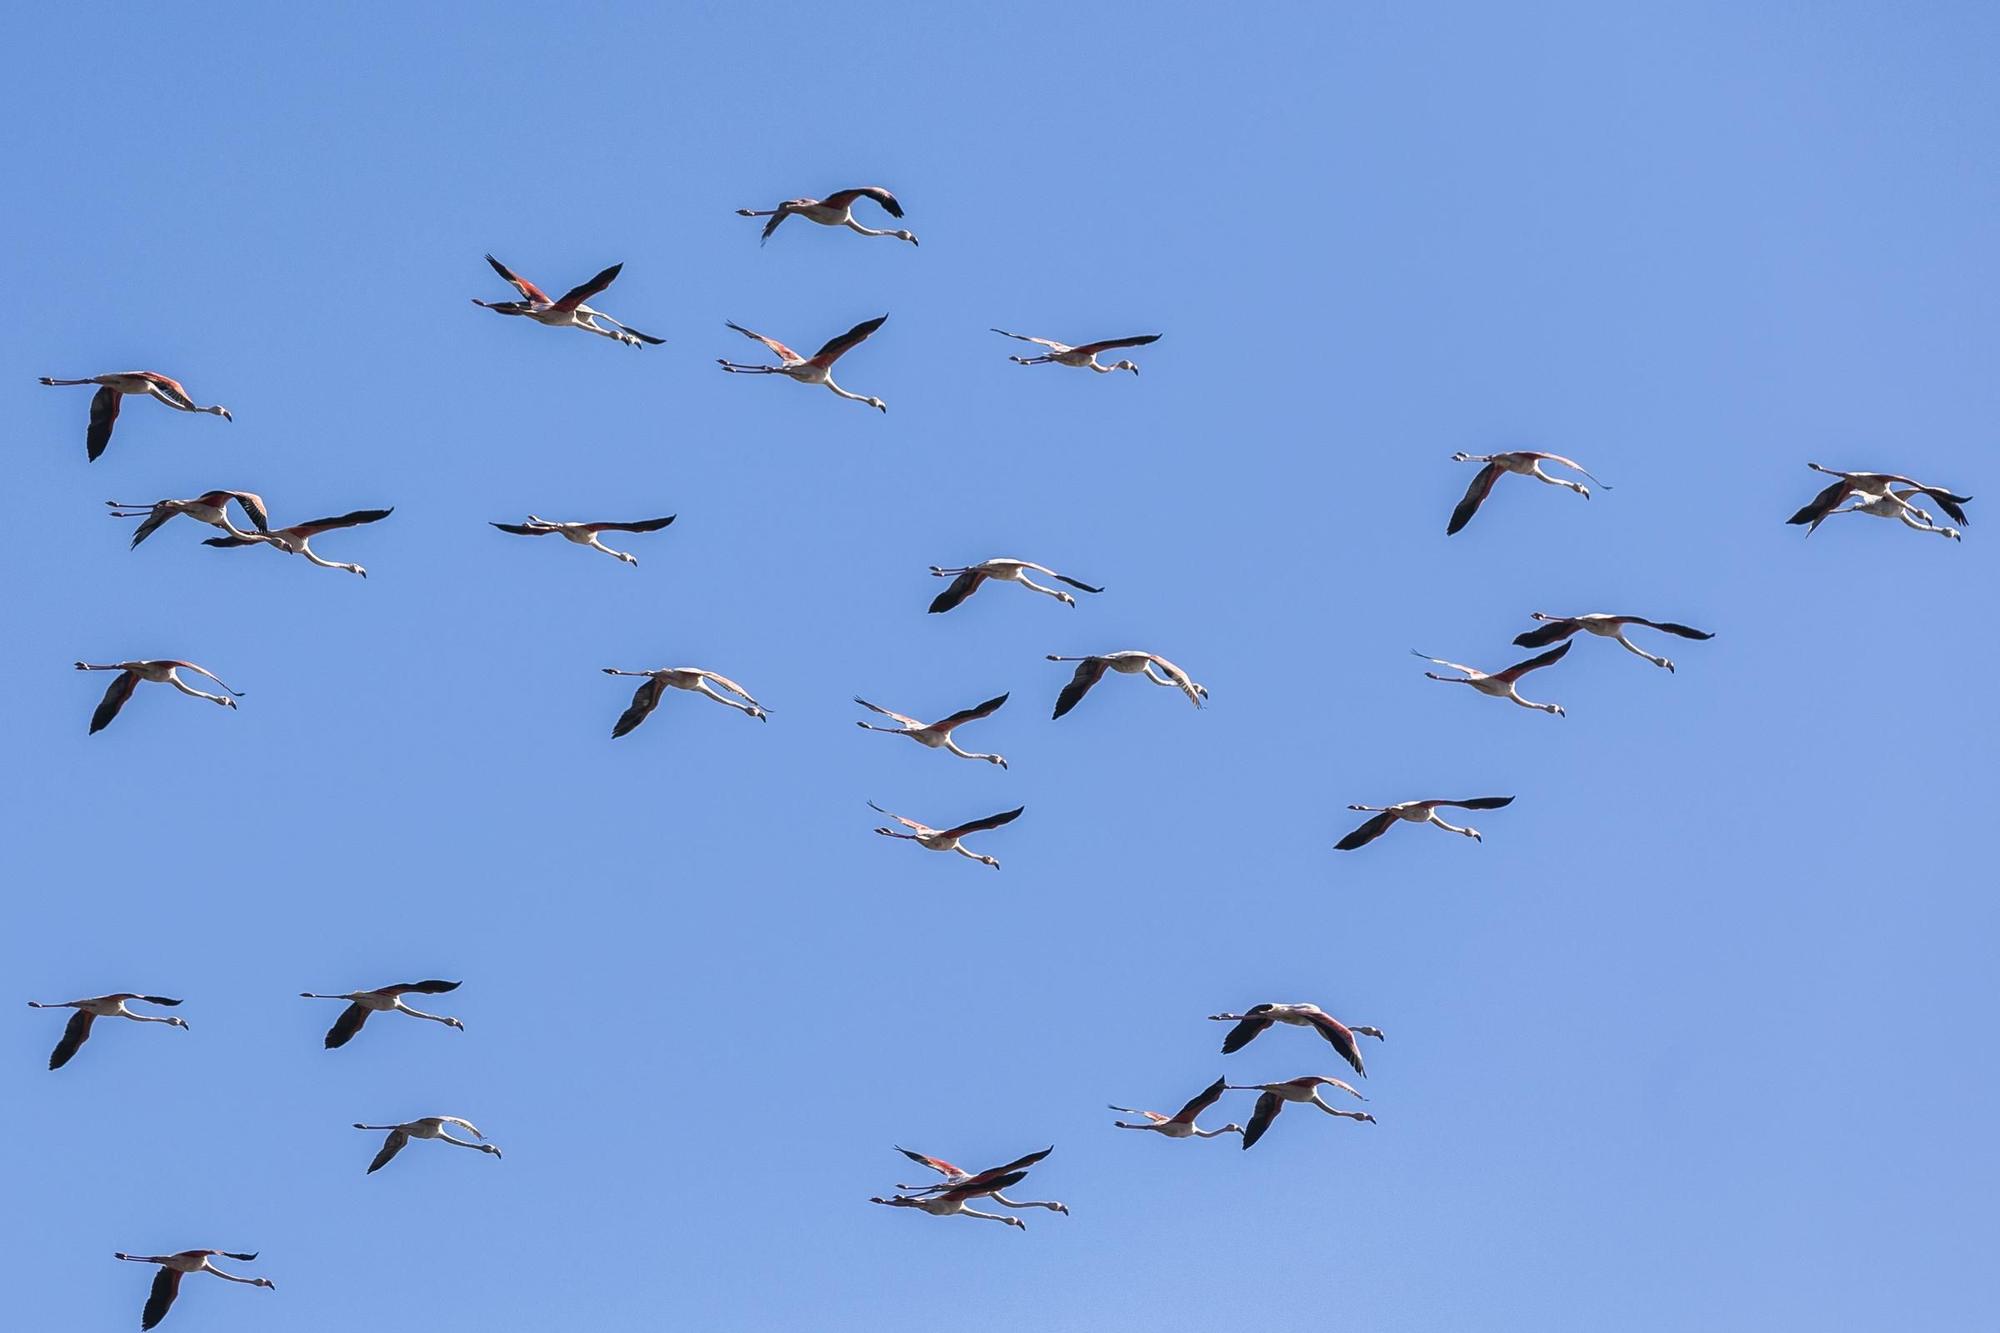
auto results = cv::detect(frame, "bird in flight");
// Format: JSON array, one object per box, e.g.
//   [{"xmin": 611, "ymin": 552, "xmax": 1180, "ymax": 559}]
[
  {"xmin": 1336, "ymin": 796, "xmax": 1516, "ymax": 850},
  {"xmin": 1109, "ymin": 1076, "xmax": 1244, "ymax": 1140},
  {"xmin": 874, "ymin": 1147, "xmax": 1066, "ymax": 1228},
  {"xmin": 1512, "ymin": 613, "xmax": 1713, "ymax": 672},
  {"xmin": 109, "ymin": 490, "xmax": 269, "ymax": 548},
  {"xmin": 1786, "ymin": 463, "xmax": 1971, "ymax": 541},
  {"xmin": 204, "ymin": 506, "xmax": 392, "ymax": 577},
  {"xmin": 352, "ymin": 1116, "xmax": 502, "ymax": 1173},
  {"xmin": 299, "ymin": 980, "xmax": 463, "ymax": 1049},
  {"xmin": 601, "ymin": 667, "xmax": 769, "ymax": 737},
  {"xmin": 112, "ymin": 1250, "xmax": 273, "ymax": 1330},
  {"xmin": 868, "ymin": 801, "xmax": 1023, "ymax": 869},
  {"xmin": 1411, "ymin": 642, "xmax": 1573, "ymax": 716},
  {"xmin": 990, "ymin": 329, "xmax": 1161, "ymax": 374},
  {"xmin": 855, "ymin": 692, "xmax": 1010, "ymax": 767},
  {"xmin": 472, "ymin": 254, "xmax": 663, "ymax": 347},
  {"xmin": 927, "ymin": 558, "xmax": 1102, "ymax": 613},
  {"xmin": 74, "ymin": 660, "xmax": 243, "ymax": 733},
  {"xmin": 27, "ymin": 993, "xmax": 187, "ymax": 1069},
  {"xmin": 1046, "ymin": 651, "xmax": 1206, "ymax": 718},
  {"xmin": 1209, "ymin": 1003, "xmax": 1386, "ymax": 1077},
  {"xmin": 1230, "ymin": 1075, "xmax": 1377, "ymax": 1150},
  {"xmin": 1447, "ymin": 450, "xmax": 1608, "ymax": 534},
  {"xmin": 736, "ymin": 186, "xmax": 918, "ymax": 245},
  {"xmin": 40, "ymin": 371, "xmax": 231, "ymax": 461},
  {"xmin": 717, "ymin": 315, "xmax": 889, "ymax": 411},
  {"xmin": 491, "ymin": 514, "xmax": 676, "ymax": 567}
]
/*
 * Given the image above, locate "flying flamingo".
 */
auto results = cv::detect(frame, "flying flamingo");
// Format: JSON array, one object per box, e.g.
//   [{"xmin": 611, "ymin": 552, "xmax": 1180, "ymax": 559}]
[
  {"xmin": 877, "ymin": 1146, "xmax": 1067, "ymax": 1225},
  {"xmin": 299, "ymin": 980, "xmax": 463, "ymax": 1049},
  {"xmin": 74, "ymin": 660, "xmax": 243, "ymax": 733},
  {"xmin": 1230, "ymin": 1076, "xmax": 1377, "ymax": 1149},
  {"xmin": 39, "ymin": 372, "xmax": 231, "ymax": 461},
  {"xmin": 352, "ymin": 1116, "xmax": 502, "ymax": 1173},
  {"xmin": 854, "ymin": 692, "xmax": 1009, "ymax": 767},
  {"xmin": 868, "ymin": 801, "xmax": 1023, "ymax": 869},
  {"xmin": 491, "ymin": 514, "xmax": 676, "ymax": 566},
  {"xmin": 1447, "ymin": 450, "xmax": 1609, "ymax": 534},
  {"xmin": 112, "ymin": 1250, "xmax": 273, "ymax": 1330},
  {"xmin": 1208, "ymin": 1003, "xmax": 1385, "ymax": 1077},
  {"xmin": 203, "ymin": 507, "xmax": 392, "ymax": 577},
  {"xmin": 27, "ymin": 994, "xmax": 186, "ymax": 1069},
  {"xmin": 716, "ymin": 315, "xmax": 888, "ymax": 411},
  {"xmin": 601, "ymin": 667, "xmax": 769, "ymax": 737},
  {"xmin": 472, "ymin": 255, "xmax": 663, "ymax": 347},
  {"xmin": 1411, "ymin": 641, "xmax": 1573, "ymax": 715},
  {"xmin": 870, "ymin": 1173, "xmax": 1036, "ymax": 1229},
  {"xmin": 1512, "ymin": 613, "xmax": 1713, "ymax": 672},
  {"xmin": 990, "ymin": 329, "xmax": 1161, "ymax": 374},
  {"xmin": 1108, "ymin": 1077, "xmax": 1244, "ymax": 1139},
  {"xmin": 928, "ymin": 559, "xmax": 1102, "ymax": 612},
  {"xmin": 1787, "ymin": 463, "xmax": 1972, "ymax": 540},
  {"xmin": 107, "ymin": 490, "xmax": 269, "ymax": 548},
  {"xmin": 1336, "ymin": 796, "xmax": 1516, "ymax": 850},
  {"xmin": 736, "ymin": 186, "xmax": 918, "ymax": 245},
  {"xmin": 1046, "ymin": 651, "xmax": 1207, "ymax": 719}
]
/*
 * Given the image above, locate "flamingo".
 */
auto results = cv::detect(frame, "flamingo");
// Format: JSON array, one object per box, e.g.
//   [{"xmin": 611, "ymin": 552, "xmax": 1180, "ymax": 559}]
[
  {"xmin": 1208, "ymin": 1003, "xmax": 1385, "ymax": 1077},
  {"xmin": 716, "ymin": 315, "xmax": 888, "ymax": 411},
  {"xmin": 107, "ymin": 490, "xmax": 268, "ymax": 548},
  {"xmin": 490, "ymin": 514, "xmax": 676, "ymax": 566},
  {"xmin": 1411, "ymin": 642, "xmax": 1572, "ymax": 716},
  {"xmin": 927, "ymin": 559, "xmax": 1102, "ymax": 613},
  {"xmin": 74, "ymin": 660, "xmax": 243, "ymax": 733},
  {"xmin": 990, "ymin": 329, "xmax": 1161, "ymax": 374},
  {"xmin": 854, "ymin": 692, "xmax": 1009, "ymax": 767},
  {"xmin": 472, "ymin": 254, "xmax": 663, "ymax": 346},
  {"xmin": 113, "ymin": 1251, "xmax": 273, "ymax": 1330},
  {"xmin": 1787, "ymin": 463, "xmax": 1972, "ymax": 540},
  {"xmin": 870, "ymin": 1173, "xmax": 1035, "ymax": 1229},
  {"xmin": 27, "ymin": 994, "xmax": 186, "ymax": 1070},
  {"xmin": 1046, "ymin": 651, "xmax": 1207, "ymax": 719},
  {"xmin": 1231, "ymin": 1076, "xmax": 1377, "ymax": 1150},
  {"xmin": 1447, "ymin": 450, "xmax": 1609, "ymax": 534},
  {"xmin": 203, "ymin": 507, "xmax": 392, "ymax": 577},
  {"xmin": 878, "ymin": 1146, "xmax": 1067, "ymax": 1224},
  {"xmin": 352, "ymin": 1116, "xmax": 502, "ymax": 1173},
  {"xmin": 39, "ymin": 372, "xmax": 231, "ymax": 462},
  {"xmin": 601, "ymin": 667, "xmax": 769, "ymax": 737},
  {"xmin": 1108, "ymin": 1076, "xmax": 1244, "ymax": 1139},
  {"xmin": 1512, "ymin": 613, "xmax": 1713, "ymax": 672},
  {"xmin": 1336, "ymin": 796, "xmax": 1516, "ymax": 851},
  {"xmin": 868, "ymin": 801, "xmax": 1022, "ymax": 869},
  {"xmin": 736, "ymin": 186, "xmax": 918, "ymax": 245},
  {"xmin": 299, "ymin": 980, "xmax": 463, "ymax": 1049}
]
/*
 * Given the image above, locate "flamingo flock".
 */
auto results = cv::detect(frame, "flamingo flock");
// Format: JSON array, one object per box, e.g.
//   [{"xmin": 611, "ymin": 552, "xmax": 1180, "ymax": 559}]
[{"xmin": 26, "ymin": 148, "xmax": 1984, "ymax": 1328}]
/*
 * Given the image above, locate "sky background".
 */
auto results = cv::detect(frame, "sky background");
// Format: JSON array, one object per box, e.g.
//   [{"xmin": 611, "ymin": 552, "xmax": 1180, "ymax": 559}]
[{"xmin": 4, "ymin": 3, "xmax": 1996, "ymax": 1329}]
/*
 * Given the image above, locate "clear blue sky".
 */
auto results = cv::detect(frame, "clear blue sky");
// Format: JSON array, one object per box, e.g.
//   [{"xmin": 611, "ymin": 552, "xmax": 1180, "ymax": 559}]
[{"xmin": 5, "ymin": 4, "xmax": 1996, "ymax": 1329}]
